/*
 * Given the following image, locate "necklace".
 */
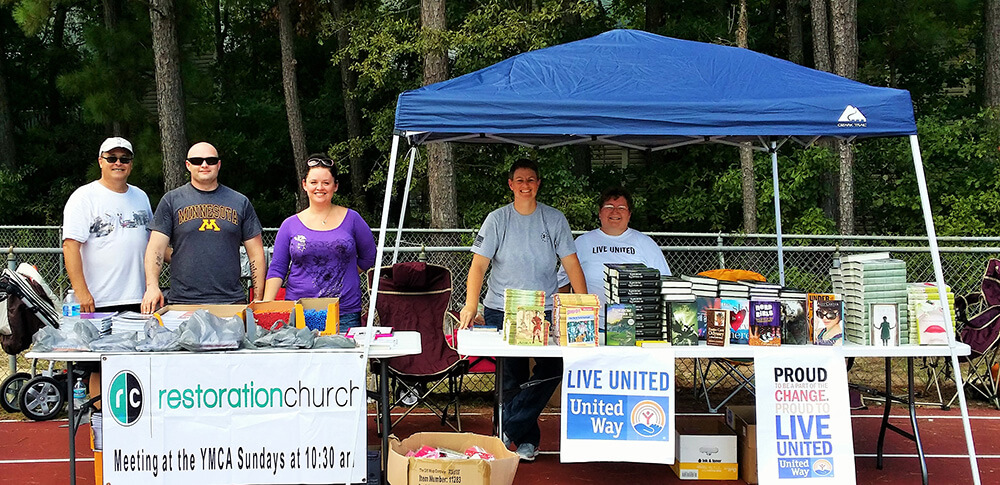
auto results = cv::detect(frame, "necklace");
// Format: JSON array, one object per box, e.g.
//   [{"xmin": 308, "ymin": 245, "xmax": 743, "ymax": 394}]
[{"xmin": 320, "ymin": 205, "xmax": 335, "ymax": 225}]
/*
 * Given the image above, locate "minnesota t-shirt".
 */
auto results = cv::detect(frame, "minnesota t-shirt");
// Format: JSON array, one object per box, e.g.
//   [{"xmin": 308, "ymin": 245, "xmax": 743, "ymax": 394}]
[{"xmin": 150, "ymin": 183, "xmax": 262, "ymax": 304}]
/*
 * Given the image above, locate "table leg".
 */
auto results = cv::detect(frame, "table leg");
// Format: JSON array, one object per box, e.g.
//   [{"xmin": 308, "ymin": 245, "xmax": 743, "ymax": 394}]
[
  {"xmin": 877, "ymin": 357, "xmax": 891, "ymax": 469},
  {"xmin": 68, "ymin": 360, "xmax": 76, "ymax": 485},
  {"xmin": 908, "ymin": 357, "xmax": 928, "ymax": 485},
  {"xmin": 494, "ymin": 357, "xmax": 504, "ymax": 437},
  {"xmin": 379, "ymin": 359, "xmax": 390, "ymax": 482}
]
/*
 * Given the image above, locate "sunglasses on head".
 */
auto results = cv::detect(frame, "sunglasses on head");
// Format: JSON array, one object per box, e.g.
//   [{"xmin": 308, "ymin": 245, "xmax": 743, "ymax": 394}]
[
  {"xmin": 306, "ymin": 157, "xmax": 334, "ymax": 167},
  {"xmin": 188, "ymin": 157, "xmax": 220, "ymax": 165},
  {"xmin": 102, "ymin": 155, "xmax": 133, "ymax": 164}
]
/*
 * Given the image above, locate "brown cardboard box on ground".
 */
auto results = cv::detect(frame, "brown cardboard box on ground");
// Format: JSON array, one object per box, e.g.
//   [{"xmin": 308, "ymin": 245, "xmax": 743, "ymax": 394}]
[
  {"xmin": 726, "ymin": 405, "xmax": 758, "ymax": 484},
  {"xmin": 387, "ymin": 432, "xmax": 519, "ymax": 485},
  {"xmin": 670, "ymin": 415, "xmax": 739, "ymax": 481}
]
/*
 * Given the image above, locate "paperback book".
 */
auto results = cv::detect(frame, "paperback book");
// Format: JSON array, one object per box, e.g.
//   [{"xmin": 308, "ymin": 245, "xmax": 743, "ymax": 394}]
[
  {"xmin": 671, "ymin": 300, "xmax": 699, "ymax": 345},
  {"xmin": 813, "ymin": 299, "xmax": 844, "ymax": 346},
  {"xmin": 561, "ymin": 306, "xmax": 600, "ymax": 346},
  {"xmin": 780, "ymin": 298, "xmax": 810, "ymax": 345},
  {"xmin": 605, "ymin": 304, "xmax": 637, "ymax": 346},
  {"xmin": 513, "ymin": 305, "xmax": 547, "ymax": 346},
  {"xmin": 749, "ymin": 300, "xmax": 781, "ymax": 346},
  {"xmin": 705, "ymin": 308, "xmax": 731, "ymax": 346}
]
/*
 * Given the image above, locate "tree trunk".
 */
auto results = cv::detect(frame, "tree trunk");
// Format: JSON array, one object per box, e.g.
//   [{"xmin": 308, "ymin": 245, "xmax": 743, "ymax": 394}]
[
  {"xmin": 149, "ymin": 0, "xmax": 189, "ymax": 190},
  {"xmin": 332, "ymin": 0, "xmax": 365, "ymax": 197},
  {"xmin": 0, "ymin": 28, "xmax": 16, "ymax": 167},
  {"xmin": 645, "ymin": 0, "xmax": 667, "ymax": 32},
  {"xmin": 831, "ymin": 0, "xmax": 856, "ymax": 234},
  {"xmin": 422, "ymin": 0, "xmax": 458, "ymax": 229},
  {"xmin": 213, "ymin": 0, "xmax": 225, "ymax": 67},
  {"xmin": 737, "ymin": 0, "xmax": 757, "ymax": 233},
  {"xmin": 809, "ymin": 0, "xmax": 832, "ymax": 72},
  {"xmin": 986, "ymin": 0, "xmax": 1000, "ymax": 108},
  {"xmin": 279, "ymin": 0, "xmax": 309, "ymax": 210},
  {"xmin": 787, "ymin": 0, "xmax": 804, "ymax": 64},
  {"xmin": 104, "ymin": 0, "xmax": 123, "ymax": 135},
  {"xmin": 47, "ymin": 5, "xmax": 67, "ymax": 126}
]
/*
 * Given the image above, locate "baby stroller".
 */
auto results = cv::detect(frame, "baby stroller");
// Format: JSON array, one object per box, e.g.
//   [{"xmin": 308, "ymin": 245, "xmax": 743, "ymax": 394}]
[{"xmin": 0, "ymin": 264, "xmax": 82, "ymax": 421}]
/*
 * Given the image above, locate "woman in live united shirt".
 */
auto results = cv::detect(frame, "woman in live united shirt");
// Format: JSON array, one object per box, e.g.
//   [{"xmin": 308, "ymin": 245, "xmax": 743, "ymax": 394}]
[{"xmin": 263, "ymin": 153, "xmax": 376, "ymax": 332}]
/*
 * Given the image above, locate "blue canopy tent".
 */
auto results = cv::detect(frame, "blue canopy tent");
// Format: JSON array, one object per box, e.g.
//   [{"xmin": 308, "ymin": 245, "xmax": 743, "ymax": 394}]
[{"xmin": 366, "ymin": 29, "xmax": 979, "ymax": 482}]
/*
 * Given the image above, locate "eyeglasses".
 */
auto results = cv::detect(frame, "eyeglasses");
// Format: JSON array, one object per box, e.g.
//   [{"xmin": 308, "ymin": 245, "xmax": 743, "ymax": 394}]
[
  {"xmin": 101, "ymin": 156, "xmax": 133, "ymax": 164},
  {"xmin": 188, "ymin": 157, "xmax": 220, "ymax": 166},
  {"xmin": 306, "ymin": 157, "xmax": 334, "ymax": 167},
  {"xmin": 601, "ymin": 204, "xmax": 629, "ymax": 212},
  {"xmin": 817, "ymin": 309, "xmax": 840, "ymax": 320}
]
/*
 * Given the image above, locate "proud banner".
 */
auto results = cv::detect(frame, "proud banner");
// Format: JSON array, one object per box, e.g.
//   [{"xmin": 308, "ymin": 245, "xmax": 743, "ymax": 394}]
[
  {"xmin": 755, "ymin": 347, "xmax": 856, "ymax": 484},
  {"xmin": 560, "ymin": 347, "xmax": 675, "ymax": 464}
]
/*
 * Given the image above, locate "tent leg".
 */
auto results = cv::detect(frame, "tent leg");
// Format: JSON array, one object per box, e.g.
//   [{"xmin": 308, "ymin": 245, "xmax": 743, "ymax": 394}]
[
  {"xmin": 770, "ymin": 142, "xmax": 785, "ymax": 286},
  {"xmin": 909, "ymin": 134, "xmax": 980, "ymax": 484},
  {"xmin": 367, "ymin": 135, "xmax": 401, "ymax": 328},
  {"xmin": 392, "ymin": 147, "xmax": 418, "ymax": 264}
]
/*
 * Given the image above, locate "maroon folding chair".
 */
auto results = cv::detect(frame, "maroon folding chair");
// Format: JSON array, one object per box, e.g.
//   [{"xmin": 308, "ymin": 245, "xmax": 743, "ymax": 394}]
[{"xmin": 369, "ymin": 262, "xmax": 469, "ymax": 432}]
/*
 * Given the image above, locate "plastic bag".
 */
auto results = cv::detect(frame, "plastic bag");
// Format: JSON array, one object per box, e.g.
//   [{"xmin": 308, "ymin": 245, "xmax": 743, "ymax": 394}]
[
  {"xmin": 31, "ymin": 319, "xmax": 100, "ymax": 351},
  {"xmin": 176, "ymin": 310, "xmax": 245, "ymax": 351},
  {"xmin": 254, "ymin": 326, "xmax": 315, "ymax": 349},
  {"xmin": 136, "ymin": 318, "xmax": 182, "ymax": 352},
  {"xmin": 89, "ymin": 332, "xmax": 139, "ymax": 352},
  {"xmin": 312, "ymin": 334, "xmax": 357, "ymax": 349}
]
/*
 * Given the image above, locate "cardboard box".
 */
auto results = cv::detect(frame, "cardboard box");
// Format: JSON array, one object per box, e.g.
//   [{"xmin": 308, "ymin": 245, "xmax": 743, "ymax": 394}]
[
  {"xmin": 387, "ymin": 432, "xmax": 518, "ymax": 485},
  {"xmin": 294, "ymin": 298, "xmax": 340, "ymax": 335},
  {"xmin": 670, "ymin": 416, "xmax": 738, "ymax": 480},
  {"xmin": 245, "ymin": 301, "xmax": 296, "ymax": 340},
  {"xmin": 726, "ymin": 405, "xmax": 758, "ymax": 484},
  {"xmin": 154, "ymin": 304, "xmax": 247, "ymax": 324}
]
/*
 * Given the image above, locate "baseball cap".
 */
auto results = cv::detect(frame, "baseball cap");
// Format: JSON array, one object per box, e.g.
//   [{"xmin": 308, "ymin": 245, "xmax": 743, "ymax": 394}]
[{"xmin": 99, "ymin": 137, "xmax": 133, "ymax": 157}]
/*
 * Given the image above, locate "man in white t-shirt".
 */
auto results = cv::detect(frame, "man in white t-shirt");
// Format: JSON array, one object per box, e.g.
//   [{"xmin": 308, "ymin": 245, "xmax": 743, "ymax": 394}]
[
  {"xmin": 558, "ymin": 186, "xmax": 670, "ymax": 327},
  {"xmin": 61, "ymin": 137, "xmax": 152, "ymax": 445}
]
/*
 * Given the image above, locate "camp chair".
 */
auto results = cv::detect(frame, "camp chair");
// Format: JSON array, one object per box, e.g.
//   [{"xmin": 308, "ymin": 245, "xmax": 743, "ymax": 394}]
[
  {"xmin": 696, "ymin": 357, "xmax": 755, "ymax": 413},
  {"xmin": 945, "ymin": 259, "xmax": 1000, "ymax": 408},
  {"xmin": 369, "ymin": 262, "xmax": 469, "ymax": 433}
]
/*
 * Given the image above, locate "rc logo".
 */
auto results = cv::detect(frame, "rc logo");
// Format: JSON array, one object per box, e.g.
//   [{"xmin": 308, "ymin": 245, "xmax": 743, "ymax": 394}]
[
  {"xmin": 837, "ymin": 105, "xmax": 867, "ymax": 127},
  {"xmin": 630, "ymin": 399, "xmax": 666, "ymax": 438},
  {"xmin": 108, "ymin": 370, "xmax": 144, "ymax": 426}
]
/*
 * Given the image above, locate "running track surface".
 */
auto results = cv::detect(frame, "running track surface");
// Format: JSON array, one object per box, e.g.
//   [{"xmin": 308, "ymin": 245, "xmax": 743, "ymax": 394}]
[{"xmin": 2, "ymin": 406, "xmax": 997, "ymax": 485}]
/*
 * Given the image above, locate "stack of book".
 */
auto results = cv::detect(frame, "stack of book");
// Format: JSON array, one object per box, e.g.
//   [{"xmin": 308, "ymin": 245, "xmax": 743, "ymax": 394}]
[
  {"xmin": 503, "ymin": 289, "xmax": 545, "ymax": 345},
  {"xmin": 741, "ymin": 280, "xmax": 782, "ymax": 300},
  {"xmin": 779, "ymin": 288, "xmax": 810, "ymax": 345},
  {"xmin": 683, "ymin": 275, "xmax": 719, "ymax": 339},
  {"xmin": 907, "ymin": 282, "xmax": 956, "ymax": 345},
  {"xmin": 718, "ymin": 281, "xmax": 750, "ymax": 299},
  {"xmin": 604, "ymin": 264, "xmax": 662, "ymax": 342},
  {"xmin": 661, "ymin": 275, "xmax": 695, "ymax": 343},
  {"xmin": 553, "ymin": 293, "xmax": 600, "ymax": 346},
  {"xmin": 834, "ymin": 253, "xmax": 909, "ymax": 345},
  {"xmin": 82, "ymin": 312, "xmax": 115, "ymax": 336}
]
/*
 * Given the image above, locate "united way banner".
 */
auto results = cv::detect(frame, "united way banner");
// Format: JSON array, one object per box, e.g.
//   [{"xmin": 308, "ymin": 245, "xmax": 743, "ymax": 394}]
[
  {"xmin": 102, "ymin": 352, "xmax": 367, "ymax": 484},
  {"xmin": 755, "ymin": 348, "xmax": 856, "ymax": 484},
  {"xmin": 560, "ymin": 347, "xmax": 675, "ymax": 463}
]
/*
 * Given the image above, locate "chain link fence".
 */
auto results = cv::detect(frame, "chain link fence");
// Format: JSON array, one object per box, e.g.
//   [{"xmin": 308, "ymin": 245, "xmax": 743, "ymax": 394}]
[{"xmin": 4, "ymin": 226, "xmax": 999, "ymax": 410}]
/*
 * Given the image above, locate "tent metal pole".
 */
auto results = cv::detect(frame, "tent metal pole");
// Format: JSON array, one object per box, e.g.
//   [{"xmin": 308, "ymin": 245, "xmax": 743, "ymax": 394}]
[
  {"xmin": 366, "ymin": 135, "xmax": 401, "ymax": 328},
  {"xmin": 770, "ymin": 141, "xmax": 785, "ymax": 286},
  {"xmin": 392, "ymin": 147, "xmax": 418, "ymax": 264},
  {"xmin": 909, "ymin": 134, "xmax": 980, "ymax": 484}
]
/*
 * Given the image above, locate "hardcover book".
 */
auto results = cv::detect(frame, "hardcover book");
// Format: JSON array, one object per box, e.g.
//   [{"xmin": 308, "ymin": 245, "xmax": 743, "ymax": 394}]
[
  {"xmin": 606, "ymin": 304, "xmax": 637, "ymax": 346},
  {"xmin": 749, "ymin": 300, "xmax": 781, "ymax": 346},
  {"xmin": 513, "ymin": 305, "xmax": 546, "ymax": 346},
  {"xmin": 671, "ymin": 301, "xmax": 699, "ymax": 345},
  {"xmin": 705, "ymin": 308, "xmax": 731, "ymax": 346},
  {"xmin": 561, "ymin": 306, "xmax": 599, "ymax": 347},
  {"xmin": 780, "ymin": 298, "xmax": 810, "ymax": 345},
  {"xmin": 870, "ymin": 302, "xmax": 900, "ymax": 347},
  {"xmin": 719, "ymin": 298, "xmax": 750, "ymax": 345},
  {"xmin": 813, "ymin": 299, "xmax": 844, "ymax": 346},
  {"xmin": 915, "ymin": 300, "xmax": 949, "ymax": 345}
]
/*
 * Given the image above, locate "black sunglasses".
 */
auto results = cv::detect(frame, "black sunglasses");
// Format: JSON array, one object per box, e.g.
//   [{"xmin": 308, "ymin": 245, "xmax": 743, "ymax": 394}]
[
  {"xmin": 102, "ymin": 156, "xmax": 133, "ymax": 164},
  {"xmin": 188, "ymin": 157, "xmax": 220, "ymax": 165},
  {"xmin": 306, "ymin": 157, "xmax": 334, "ymax": 167}
]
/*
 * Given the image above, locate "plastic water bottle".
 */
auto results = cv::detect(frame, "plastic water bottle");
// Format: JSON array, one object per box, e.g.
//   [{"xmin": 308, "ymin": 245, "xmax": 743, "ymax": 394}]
[
  {"xmin": 72, "ymin": 377, "xmax": 89, "ymax": 423},
  {"xmin": 62, "ymin": 289, "xmax": 81, "ymax": 325}
]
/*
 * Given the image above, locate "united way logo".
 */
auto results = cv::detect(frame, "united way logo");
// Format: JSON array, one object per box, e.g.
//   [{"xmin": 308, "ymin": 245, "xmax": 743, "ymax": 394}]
[
  {"xmin": 108, "ymin": 370, "xmax": 144, "ymax": 426},
  {"xmin": 630, "ymin": 400, "xmax": 665, "ymax": 437},
  {"xmin": 812, "ymin": 458, "xmax": 834, "ymax": 477}
]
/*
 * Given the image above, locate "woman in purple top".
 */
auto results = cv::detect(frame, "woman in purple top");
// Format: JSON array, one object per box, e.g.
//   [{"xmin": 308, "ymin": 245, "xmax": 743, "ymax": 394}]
[{"xmin": 263, "ymin": 154, "xmax": 377, "ymax": 331}]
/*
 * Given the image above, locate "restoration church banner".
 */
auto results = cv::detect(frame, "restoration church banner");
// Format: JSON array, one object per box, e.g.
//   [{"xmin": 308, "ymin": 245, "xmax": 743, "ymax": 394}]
[
  {"xmin": 560, "ymin": 348, "xmax": 675, "ymax": 464},
  {"xmin": 102, "ymin": 352, "xmax": 367, "ymax": 484},
  {"xmin": 755, "ymin": 348, "xmax": 856, "ymax": 484}
]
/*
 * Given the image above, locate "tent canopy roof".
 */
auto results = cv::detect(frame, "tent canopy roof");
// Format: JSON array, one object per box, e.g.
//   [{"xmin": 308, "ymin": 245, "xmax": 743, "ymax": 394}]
[{"xmin": 394, "ymin": 29, "xmax": 916, "ymax": 150}]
